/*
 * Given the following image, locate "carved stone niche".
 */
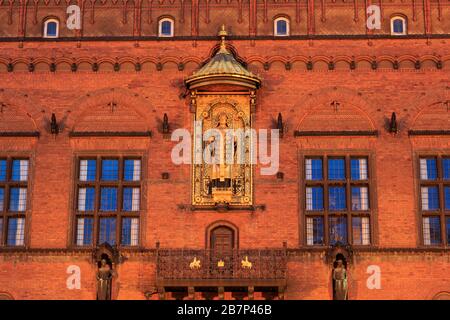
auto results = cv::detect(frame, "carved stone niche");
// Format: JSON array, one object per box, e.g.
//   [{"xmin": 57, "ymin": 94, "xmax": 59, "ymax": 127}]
[
  {"xmin": 184, "ymin": 26, "xmax": 261, "ymax": 211},
  {"xmin": 93, "ymin": 243, "xmax": 126, "ymax": 300},
  {"xmin": 326, "ymin": 243, "xmax": 352, "ymax": 301},
  {"xmin": 325, "ymin": 243, "xmax": 353, "ymax": 266},
  {"xmin": 92, "ymin": 242, "xmax": 125, "ymax": 265}
]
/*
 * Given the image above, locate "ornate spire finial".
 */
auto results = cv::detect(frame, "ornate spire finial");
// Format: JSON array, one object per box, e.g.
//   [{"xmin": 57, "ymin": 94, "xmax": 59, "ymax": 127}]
[{"xmin": 218, "ymin": 24, "xmax": 228, "ymax": 51}]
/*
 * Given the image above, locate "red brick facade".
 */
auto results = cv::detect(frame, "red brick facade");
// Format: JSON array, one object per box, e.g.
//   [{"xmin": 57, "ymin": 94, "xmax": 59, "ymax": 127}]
[{"xmin": 0, "ymin": 1, "xmax": 449, "ymax": 300}]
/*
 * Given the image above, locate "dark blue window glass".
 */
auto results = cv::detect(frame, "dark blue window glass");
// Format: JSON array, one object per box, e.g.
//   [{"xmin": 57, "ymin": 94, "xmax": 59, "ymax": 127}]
[
  {"xmin": 443, "ymin": 158, "xmax": 450, "ymax": 180},
  {"xmin": 350, "ymin": 158, "xmax": 368, "ymax": 180},
  {"xmin": 161, "ymin": 20, "xmax": 172, "ymax": 36},
  {"xmin": 123, "ymin": 188, "xmax": 137, "ymax": 212},
  {"xmin": 100, "ymin": 187, "xmax": 117, "ymax": 211},
  {"xmin": 445, "ymin": 187, "xmax": 450, "ymax": 210},
  {"xmin": 7, "ymin": 218, "xmax": 24, "ymax": 246},
  {"xmin": 307, "ymin": 187, "xmax": 323, "ymax": 211},
  {"xmin": 46, "ymin": 21, "xmax": 58, "ymax": 37},
  {"xmin": 311, "ymin": 159, "xmax": 322, "ymax": 180},
  {"xmin": 12, "ymin": 161, "xmax": 20, "ymax": 181},
  {"xmin": 78, "ymin": 187, "xmax": 95, "ymax": 211},
  {"xmin": 276, "ymin": 19, "xmax": 287, "ymax": 35},
  {"xmin": 329, "ymin": 187, "xmax": 346, "ymax": 211},
  {"xmin": 0, "ymin": 160, "xmax": 6, "ymax": 181},
  {"xmin": 9, "ymin": 188, "xmax": 26, "ymax": 212},
  {"xmin": 83, "ymin": 218, "xmax": 93, "ymax": 245},
  {"xmin": 393, "ymin": 19, "xmax": 404, "ymax": 33},
  {"xmin": 310, "ymin": 217, "xmax": 324, "ymax": 245},
  {"xmin": 427, "ymin": 216, "xmax": 441, "ymax": 245},
  {"xmin": 76, "ymin": 218, "xmax": 93, "ymax": 246},
  {"xmin": 0, "ymin": 188, "xmax": 4, "ymax": 211},
  {"xmin": 329, "ymin": 216, "xmax": 347, "ymax": 245},
  {"xmin": 328, "ymin": 159, "xmax": 345, "ymax": 180},
  {"xmin": 425, "ymin": 186, "xmax": 440, "ymax": 210},
  {"xmin": 446, "ymin": 218, "xmax": 450, "ymax": 245},
  {"xmin": 9, "ymin": 188, "xmax": 19, "ymax": 211},
  {"xmin": 122, "ymin": 218, "xmax": 132, "ymax": 246},
  {"xmin": 306, "ymin": 159, "xmax": 323, "ymax": 180},
  {"xmin": 80, "ymin": 159, "xmax": 96, "ymax": 181},
  {"xmin": 11, "ymin": 160, "xmax": 28, "ymax": 181},
  {"xmin": 426, "ymin": 159, "xmax": 438, "ymax": 180},
  {"xmin": 124, "ymin": 159, "xmax": 140, "ymax": 181},
  {"xmin": 101, "ymin": 160, "xmax": 118, "ymax": 181},
  {"xmin": 99, "ymin": 218, "xmax": 116, "ymax": 245},
  {"xmin": 121, "ymin": 218, "xmax": 138, "ymax": 246}
]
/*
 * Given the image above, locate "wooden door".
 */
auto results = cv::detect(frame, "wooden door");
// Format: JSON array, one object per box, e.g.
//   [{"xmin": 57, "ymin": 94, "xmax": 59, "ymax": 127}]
[
  {"xmin": 211, "ymin": 226, "xmax": 234, "ymax": 252},
  {"xmin": 210, "ymin": 227, "xmax": 234, "ymax": 276}
]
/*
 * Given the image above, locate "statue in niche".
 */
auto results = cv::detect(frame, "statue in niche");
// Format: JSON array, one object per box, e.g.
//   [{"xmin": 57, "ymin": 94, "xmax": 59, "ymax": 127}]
[
  {"xmin": 332, "ymin": 258, "xmax": 348, "ymax": 300},
  {"xmin": 96, "ymin": 255, "xmax": 114, "ymax": 300},
  {"xmin": 206, "ymin": 113, "xmax": 236, "ymax": 190},
  {"xmin": 193, "ymin": 99, "xmax": 252, "ymax": 207}
]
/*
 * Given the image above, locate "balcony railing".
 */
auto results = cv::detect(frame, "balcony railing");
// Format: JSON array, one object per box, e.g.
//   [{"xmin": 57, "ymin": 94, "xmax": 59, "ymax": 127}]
[{"xmin": 156, "ymin": 248, "xmax": 287, "ymax": 285}]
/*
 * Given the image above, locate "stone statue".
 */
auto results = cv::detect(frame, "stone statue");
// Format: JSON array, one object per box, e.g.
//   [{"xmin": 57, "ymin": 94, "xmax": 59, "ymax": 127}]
[
  {"xmin": 208, "ymin": 113, "xmax": 234, "ymax": 189},
  {"xmin": 96, "ymin": 258, "xmax": 113, "ymax": 300},
  {"xmin": 332, "ymin": 259, "xmax": 348, "ymax": 300}
]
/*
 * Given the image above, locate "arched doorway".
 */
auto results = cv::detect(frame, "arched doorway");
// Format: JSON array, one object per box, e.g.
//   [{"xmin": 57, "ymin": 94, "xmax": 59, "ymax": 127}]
[
  {"xmin": 210, "ymin": 226, "xmax": 235, "ymax": 252},
  {"xmin": 209, "ymin": 226, "xmax": 236, "ymax": 277}
]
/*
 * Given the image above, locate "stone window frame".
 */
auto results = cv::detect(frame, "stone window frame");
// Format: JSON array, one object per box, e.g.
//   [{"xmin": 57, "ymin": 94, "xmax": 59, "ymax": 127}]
[
  {"xmin": 390, "ymin": 15, "xmax": 407, "ymax": 36},
  {"xmin": 299, "ymin": 151, "xmax": 378, "ymax": 248},
  {"xmin": 70, "ymin": 153, "xmax": 146, "ymax": 249},
  {"xmin": 415, "ymin": 153, "xmax": 450, "ymax": 247},
  {"xmin": 158, "ymin": 17, "xmax": 175, "ymax": 37},
  {"xmin": 43, "ymin": 17, "xmax": 60, "ymax": 39},
  {"xmin": 0, "ymin": 155, "xmax": 32, "ymax": 248},
  {"xmin": 273, "ymin": 16, "xmax": 290, "ymax": 37}
]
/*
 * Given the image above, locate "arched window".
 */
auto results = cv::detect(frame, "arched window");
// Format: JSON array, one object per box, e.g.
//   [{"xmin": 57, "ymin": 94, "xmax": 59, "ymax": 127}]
[
  {"xmin": 390, "ymin": 16, "xmax": 407, "ymax": 35},
  {"xmin": 274, "ymin": 17, "xmax": 289, "ymax": 36},
  {"xmin": 43, "ymin": 18, "xmax": 59, "ymax": 38},
  {"xmin": 158, "ymin": 18, "xmax": 174, "ymax": 37}
]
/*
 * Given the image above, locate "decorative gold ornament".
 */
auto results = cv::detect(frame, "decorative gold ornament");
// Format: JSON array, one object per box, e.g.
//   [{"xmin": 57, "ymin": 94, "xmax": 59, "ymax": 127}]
[
  {"xmin": 217, "ymin": 259, "xmax": 225, "ymax": 267},
  {"xmin": 241, "ymin": 256, "xmax": 252, "ymax": 269},
  {"xmin": 185, "ymin": 25, "xmax": 261, "ymax": 209},
  {"xmin": 189, "ymin": 257, "xmax": 201, "ymax": 269}
]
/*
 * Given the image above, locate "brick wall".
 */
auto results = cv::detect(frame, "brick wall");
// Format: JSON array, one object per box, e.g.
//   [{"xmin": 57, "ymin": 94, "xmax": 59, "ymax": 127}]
[{"xmin": 0, "ymin": 38, "xmax": 448, "ymax": 299}]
